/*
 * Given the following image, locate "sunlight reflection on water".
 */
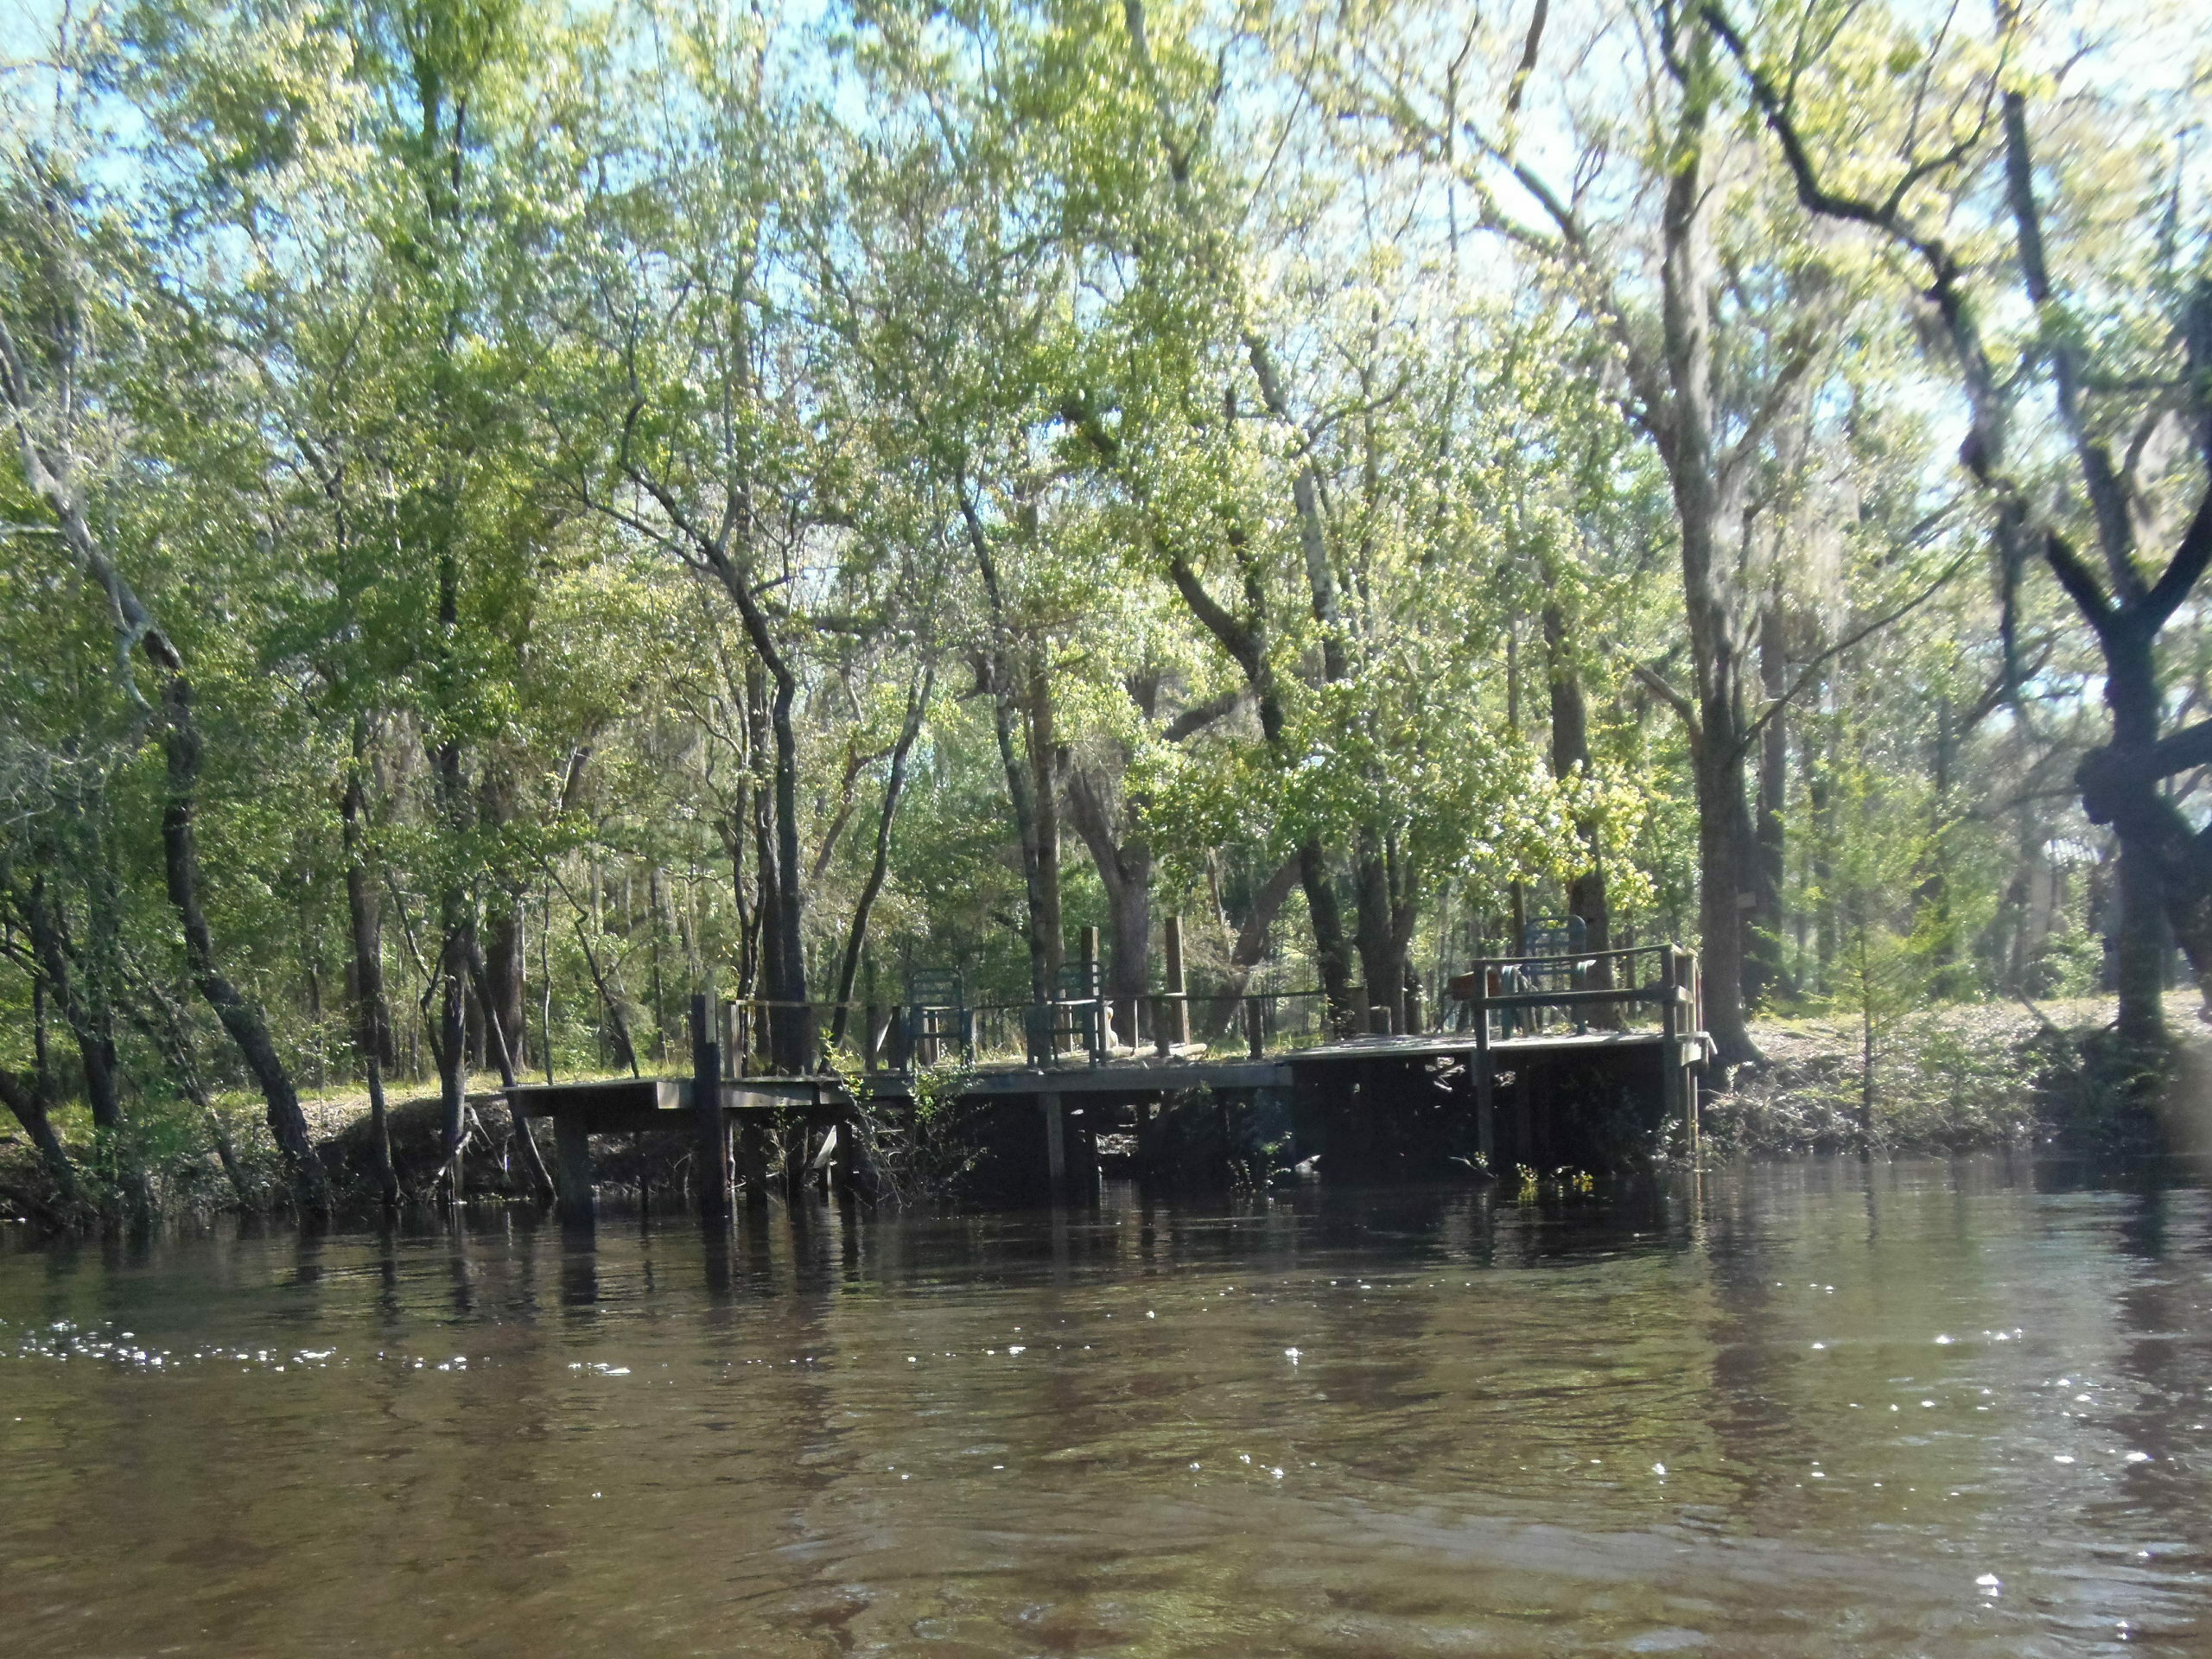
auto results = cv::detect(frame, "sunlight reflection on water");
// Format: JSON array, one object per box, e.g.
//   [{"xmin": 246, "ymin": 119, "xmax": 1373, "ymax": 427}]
[{"xmin": 3, "ymin": 1157, "xmax": 2209, "ymax": 1656}]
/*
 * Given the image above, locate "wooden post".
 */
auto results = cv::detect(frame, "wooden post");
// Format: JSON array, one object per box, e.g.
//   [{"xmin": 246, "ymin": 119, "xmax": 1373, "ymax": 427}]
[
  {"xmin": 1040, "ymin": 1090, "xmax": 1066, "ymax": 1201},
  {"xmin": 1471, "ymin": 960, "xmax": 1494, "ymax": 1171},
  {"xmin": 1245, "ymin": 995, "xmax": 1265, "ymax": 1060},
  {"xmin": 1658, "ymin": 946, "xmax": 1686, "ymax": 1141},
  {"xmin": 1405, "ymin": 979, "xmax": 1423, "ymax": 1036},
  {"xmin": 692, "ymin": 994, "xmax": 728, "ymax": 1219},
  {"xmin": 1369, "ymin": 1004, "xmax": 1393, "ymax": 1037},
  {"xmin": 1078, "ymin": 927, "xmax": 1106, "ymax": 1065},
  {"xmin": 1163, "ymin": 914, "xmax": 1189, "ymax": 1048},
  {"xmin": 555, "ymin": 1112, "xmax": 594, "ymax": 1226},
  {"xmin": 1681, "ymin": 948, "xmax": 1702, "ymax": 1160},
  {"xmin": 737, "ymin": 1114, "xmax": 769, "ymax": 1207}
]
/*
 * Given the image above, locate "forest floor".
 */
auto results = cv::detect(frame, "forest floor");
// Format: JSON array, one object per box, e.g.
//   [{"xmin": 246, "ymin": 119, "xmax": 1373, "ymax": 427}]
[{"xmin": 1716, "ymin": 989, "xmax": 2212, "ymax": 1158}]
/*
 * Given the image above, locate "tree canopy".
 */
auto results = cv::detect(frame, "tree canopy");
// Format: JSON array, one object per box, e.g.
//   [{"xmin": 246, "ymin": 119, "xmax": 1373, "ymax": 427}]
[{"xmin": 3, "ymin": 0, "xmax": 2206, "ymax": 1205}]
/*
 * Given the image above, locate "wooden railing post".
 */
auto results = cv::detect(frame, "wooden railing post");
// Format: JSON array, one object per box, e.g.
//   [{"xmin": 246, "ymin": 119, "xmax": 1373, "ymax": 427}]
[
  {"xmin": 1163, "ymin": 914, "xmax": 1190, "ymax": 1048},
  {"xmin": 1657, "ymin": 946, "xmax": 1687, "ymax": 1143},
  {"xmin": 1245, "ymin": 995, "xmax": 1265, "ymax": 1060},
  {"xmin": 1471, "ymin": 959, "xmax": 1494, "ymax": 1170},
  {"xmin": 1682, "ymin": 949, "xmax": 1701, "ymax": 1160}
]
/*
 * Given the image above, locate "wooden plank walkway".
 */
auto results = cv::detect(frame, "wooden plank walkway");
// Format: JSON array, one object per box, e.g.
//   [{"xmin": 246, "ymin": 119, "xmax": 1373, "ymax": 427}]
[{"xmin": 506, "ymin": 944, "xmax": 1711, "ymax": 1222}]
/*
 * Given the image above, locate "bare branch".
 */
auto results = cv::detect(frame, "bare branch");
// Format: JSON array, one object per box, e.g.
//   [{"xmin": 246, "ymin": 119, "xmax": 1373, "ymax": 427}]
[{"xmin": 1738, "ymin": 546, "xmax": 1976, "ymax": 753}]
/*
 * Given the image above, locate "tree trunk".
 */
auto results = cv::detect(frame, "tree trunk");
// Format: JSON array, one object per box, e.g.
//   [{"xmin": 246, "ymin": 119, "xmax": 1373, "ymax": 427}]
[
  {"xmin": 20, "ymin": 872, "xmax": 124, "ymax": 1131},
  {"xmin": 1065, "ymin": 762, "xmax": 1154, "ymax": 1046},
  {"xmin": 467, "ymin": 925, "xmax": 556, "ymax": 1204},
  {"xmin": 1354, "ymin": 829, "xmax": 1407, "ymax": 1032},
  {"xmin": 483, "ymin": 893, "xmax": 556, "ymax": 1210},
  {"xmin": 162, "ymin": 676, "xmax": 329, "ymax": 1211},
  {"xmin": 988, "ymin": 647, "xmax": 1059, "ymax": 1002},
  {"xmin": 0, "ymin": 1068, "xmax": 78, "ymax": 1204},
  {"xmin": 1658, "ymin": 10, "xmax": 1761, "ymax": 1068},
  {"xmin": 2102, "ymin": 621, "xmax": 2170, "ymax": 1051},
  {"xmin": 1692, "ymin": 731, "xmax": 1761, "ymax": 1065},
  {"xmin": 434, "ymin": 918, "xmax": 471, "ymax": 1200},
  {"xmin": 830, "ymin": 666, "xmax": 932, "ymax": 1046},
  {"xmin": 119, "ymin": 973, "xmax": 255, "ymax": 1210},
  {"xmin": 1543, "ymin": 601, "xmax": 1615, "ymax": 1021},
  {"xmin": 570, "ymin": 910, "xmax": 639, "ymax": 1077},
  {"xmin": 1746, "ymin": 593, "xmax": 1788, "ymax": 1007},
  {"xmin": 702, "ymin": 558, "xmax": 812, "ymax": 1072},
  {"xmin": 960, "ymin": 494, "xmax": 1065, "ymax": 1004},
  {"xmin": 485, "ymin": 899, "xmax": 526, "ymax": 1077},
  {"xmin": 340, "ymin": 740, "xmax": 399, "ymax": 1206},
  {"xmin": 1026, "ymin": 655, "xmax": 1065, "ymax": 993},
  {"xmin": 1199, "ymin": 855, "xmax": 1301, "ymax": 1039}
]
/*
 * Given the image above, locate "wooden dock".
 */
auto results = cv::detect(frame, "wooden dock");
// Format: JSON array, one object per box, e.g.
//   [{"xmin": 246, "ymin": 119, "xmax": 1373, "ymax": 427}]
[{"xmin": 511, "ymin": 944, "xmax": 1710, "ymax": 1222}]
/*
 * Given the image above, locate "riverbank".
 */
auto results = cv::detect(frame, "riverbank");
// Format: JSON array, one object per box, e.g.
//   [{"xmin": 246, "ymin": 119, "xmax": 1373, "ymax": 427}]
[
  {"xmin": 1707, "ymin": 990, "xmax": 2212, "ymax": 1159},
  {"xmin": 7, "ymin": 994, "xmax": 2209, "ymax": 1222}
]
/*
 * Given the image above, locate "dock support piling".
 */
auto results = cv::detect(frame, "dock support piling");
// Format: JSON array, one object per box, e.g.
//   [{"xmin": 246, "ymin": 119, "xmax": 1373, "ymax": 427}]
[
  {"xmin": 555, "ymin": 1112, "xmax": 594, "ymax": 1227},
  {"xmin": 737, "ymin": 1116, "xmax": 769, "ymax": 1206},
  {"xmin": 1246, "ymin": 995, "xmax": 1265, "ymax": 1060},
  {"xmin": 1040, "ymin": 1090, "xmax": 1066, "ymax": 1200},
  {"xmin": 692, "ymin": 995, "xmax": 729, "ymax": 1220}
]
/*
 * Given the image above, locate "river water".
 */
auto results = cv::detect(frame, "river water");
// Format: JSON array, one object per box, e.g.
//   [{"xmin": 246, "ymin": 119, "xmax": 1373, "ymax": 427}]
[{"xmin": 3, "ymin": 1160, "xmax": 2209, "ymax": 1656}]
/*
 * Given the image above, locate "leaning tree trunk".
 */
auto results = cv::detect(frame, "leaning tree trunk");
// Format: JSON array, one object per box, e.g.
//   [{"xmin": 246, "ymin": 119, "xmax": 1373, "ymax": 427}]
[
  {"xmin": 0, "ymin": 1069, "xmax": 79, "ymax": 1205},
  {"xmin": 1199, "ymin": 855, "xmax": 1302, "ymax": 1039},
  {"xmin": 162, "ymin": 677, "xmax": 329, "ymax": 1211},
  {"xmin": 830, "ymin": 667, "xmax": 933, "ymax": 1047},
  {"xmin": 0, "ymin": 356, "xmax": 323, "ymax": 1205},
  {"xmin": 21, "ymin": 873, "xmax": 124, "ymax": 1132}
]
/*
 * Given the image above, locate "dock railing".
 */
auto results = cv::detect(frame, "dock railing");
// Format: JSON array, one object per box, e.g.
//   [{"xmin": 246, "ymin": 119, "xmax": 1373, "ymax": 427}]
[
  {"xmin": 1445, "ymin": 944, "xmax": 1705, "ymax": 1163},
  {"xmin": 682, "ymin": 943, "xmax": 1703, "ymax": 1083}
]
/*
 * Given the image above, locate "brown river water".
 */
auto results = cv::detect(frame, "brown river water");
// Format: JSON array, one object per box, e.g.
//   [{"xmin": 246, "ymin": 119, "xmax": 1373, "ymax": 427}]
[{"xmin": 3, "ymin": 1159, "xmax": 2209, "ymax": 1656}]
